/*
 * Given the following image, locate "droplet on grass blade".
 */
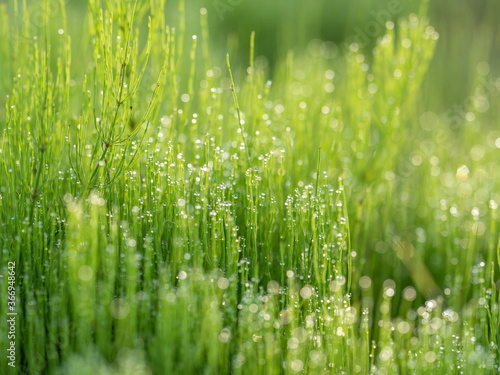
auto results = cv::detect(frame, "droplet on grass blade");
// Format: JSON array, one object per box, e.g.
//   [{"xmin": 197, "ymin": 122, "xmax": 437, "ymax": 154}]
[
  {"xmin": 402, "ymin": 287, "xmax": 417, "ymax": 301},
  {"xmin": 359, "ymin": 276, "xmax": 372, "ymax": 289},
  {"xmin": 300, "ymin": 285, "xmax": 313, "ymax": 299},
  {"xmin": 267, "ymin": 280, "xmax": 280, "ymax": 294},
  {"xmin": 219, "ymin": 328, "xmax": 231, "ymax": 343},
  {"xmin": 456, "ymin": 165, "xmax": 469, "ymax": 179},
  {"xmin": 217, "ymin": 277, "xmax": 229, "ymax": 290},
  {"xmin": 109, "ymin": 298, "xmax": 130, "ymax": 320},
  {"xmin": 78, "ymin": 265, "xmax": 93, "ymax": 281},
  {"xmin": 290, "ymin": 359, "xmax": 304, "ymax": 372}
]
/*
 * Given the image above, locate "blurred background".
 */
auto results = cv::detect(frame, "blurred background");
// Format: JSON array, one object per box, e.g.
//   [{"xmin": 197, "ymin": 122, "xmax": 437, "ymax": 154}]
[
  {"xmin": 62, "ymin": 0, "xmax": 500, "ymax": 110},
  {"xmin": 208, "ymin": 0, "xmax": 500, "ymax": 111}
]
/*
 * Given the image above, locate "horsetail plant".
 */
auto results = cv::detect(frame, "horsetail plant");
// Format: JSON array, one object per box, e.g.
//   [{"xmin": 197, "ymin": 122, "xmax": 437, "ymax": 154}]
[{"xmin": 0, "ymin": 0, "xmax": 499, "ymax": 374}]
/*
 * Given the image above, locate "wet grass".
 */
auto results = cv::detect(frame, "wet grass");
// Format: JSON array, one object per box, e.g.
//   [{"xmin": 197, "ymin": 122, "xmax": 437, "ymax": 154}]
[{"xmin": 0, "ymin": 0, "xmax": 499, "ymax": 374}]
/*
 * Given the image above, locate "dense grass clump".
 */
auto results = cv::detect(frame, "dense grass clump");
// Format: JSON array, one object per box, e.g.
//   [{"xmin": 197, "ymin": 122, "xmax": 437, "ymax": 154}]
[{"xmin": 0, "ymin": 0, "xmax": 499, "ymax": 374}]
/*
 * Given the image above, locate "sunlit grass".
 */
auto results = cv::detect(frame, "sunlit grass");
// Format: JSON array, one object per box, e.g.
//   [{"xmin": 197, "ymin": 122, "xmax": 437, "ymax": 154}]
[{"xmin": 0, "ymin": 0, "xmax": 499, "ymax": 374}]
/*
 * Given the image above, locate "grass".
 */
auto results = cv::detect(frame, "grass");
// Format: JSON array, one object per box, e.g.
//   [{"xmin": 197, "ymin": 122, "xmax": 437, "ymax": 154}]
[{"xmin": 0, "ymin": 0, "xmax": 499, "ymax": 374}]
